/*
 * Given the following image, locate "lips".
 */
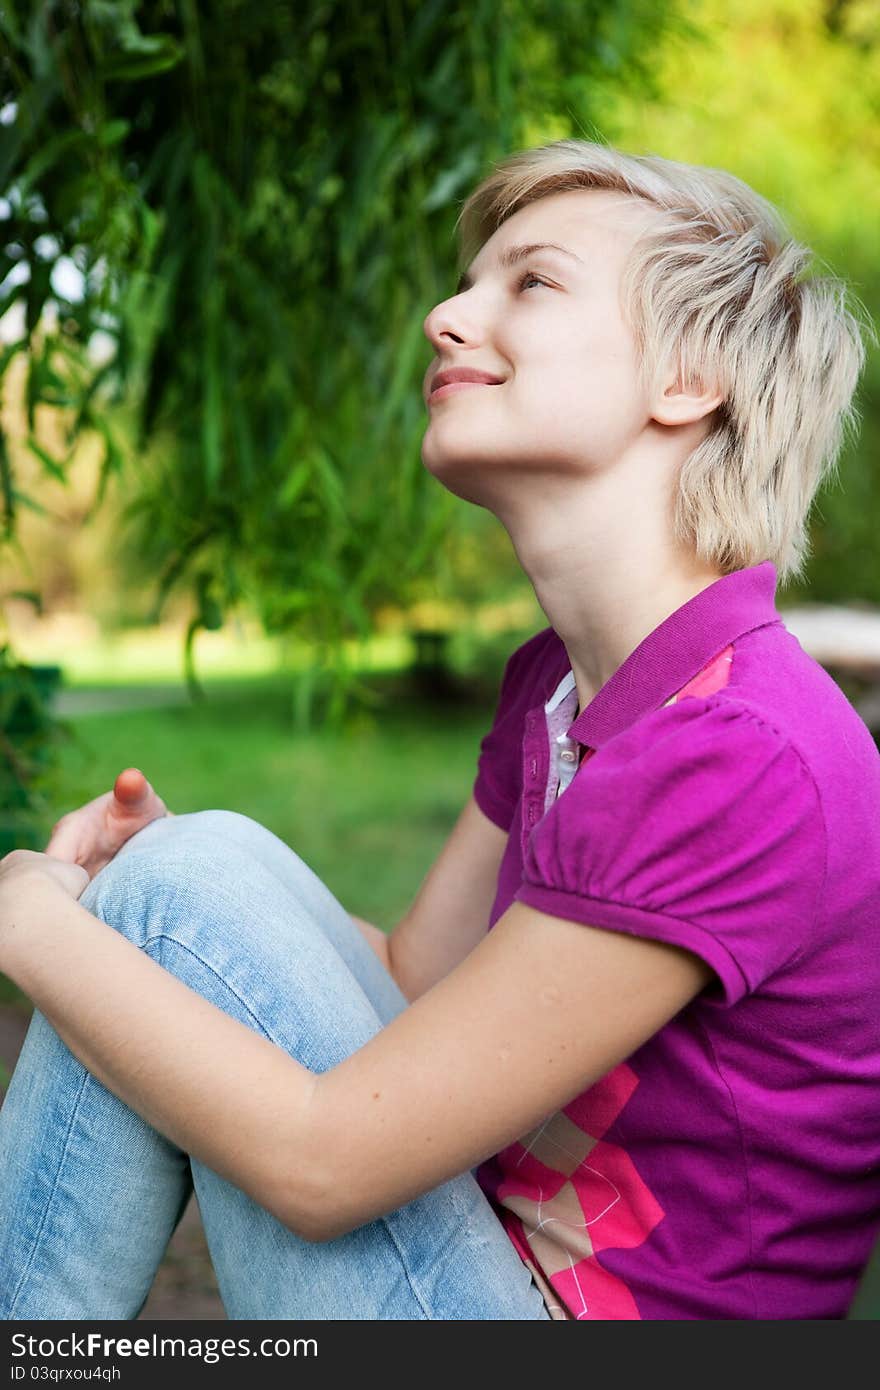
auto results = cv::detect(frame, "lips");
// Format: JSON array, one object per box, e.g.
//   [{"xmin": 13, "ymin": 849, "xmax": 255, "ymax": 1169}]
[{"xmin": 429, "ymin": 367, "xmax": 505, "ymax": 397}]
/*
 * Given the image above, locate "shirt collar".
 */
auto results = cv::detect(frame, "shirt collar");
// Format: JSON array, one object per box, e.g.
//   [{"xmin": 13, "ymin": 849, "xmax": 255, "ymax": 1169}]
[{"xmin": 567, "ymin": 561, "xmax": 782, "ymax": 749}]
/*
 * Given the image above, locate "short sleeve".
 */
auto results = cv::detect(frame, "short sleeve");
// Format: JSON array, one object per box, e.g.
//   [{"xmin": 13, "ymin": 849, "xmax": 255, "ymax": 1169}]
[
  {"xmin": 515, "ymin": 696, "xmax": 827, "ymax": 1005},
  {"xmin": 473, "ymin": 627, "xmax": 560, "ymax": 833}
]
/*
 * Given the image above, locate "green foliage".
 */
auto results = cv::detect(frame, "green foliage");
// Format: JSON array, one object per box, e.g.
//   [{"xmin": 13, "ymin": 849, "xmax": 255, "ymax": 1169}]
[
  {"xmin": 0, "ymin": 0, "xmax": 683, "ymax": 722},
  {"xmin": 0, "ymin": 645, "xmax": 68, "ymax": 852}
]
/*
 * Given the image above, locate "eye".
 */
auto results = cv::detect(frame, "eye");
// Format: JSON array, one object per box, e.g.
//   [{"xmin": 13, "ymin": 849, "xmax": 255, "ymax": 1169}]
[{"xmin": 517, "ymin": 270, "xmax": 547, "ymax": 291}]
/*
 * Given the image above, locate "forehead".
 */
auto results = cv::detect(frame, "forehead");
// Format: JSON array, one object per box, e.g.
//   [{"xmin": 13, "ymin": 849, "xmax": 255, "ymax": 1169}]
[{"xmin": 470, "ymin": 187, "xmax": 659, "ymax": 272}]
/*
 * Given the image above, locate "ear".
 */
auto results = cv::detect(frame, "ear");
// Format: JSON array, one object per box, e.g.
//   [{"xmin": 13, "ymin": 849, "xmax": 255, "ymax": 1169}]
[{"xmin": 651, "ymin": 371, "xmax": 724, "ymax": 428}]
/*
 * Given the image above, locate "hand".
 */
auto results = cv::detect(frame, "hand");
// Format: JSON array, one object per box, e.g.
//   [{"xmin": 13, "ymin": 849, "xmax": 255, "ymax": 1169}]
[
  {"xmin": 0, "ymin": 848, "xmax": 89, "ymax": 903},
  {"xmin": 0, "ymin": 850, "xmax": 90, "ymax": 978},
  {"xmin": 45, "ymin": 768, "xmax": 171, "ymax": 880}
]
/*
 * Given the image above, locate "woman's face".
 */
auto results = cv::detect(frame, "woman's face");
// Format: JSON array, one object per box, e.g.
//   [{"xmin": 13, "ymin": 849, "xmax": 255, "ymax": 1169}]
[{"xmin": 420, "ymin": 188, "xmax": 658, "ymax": 505}]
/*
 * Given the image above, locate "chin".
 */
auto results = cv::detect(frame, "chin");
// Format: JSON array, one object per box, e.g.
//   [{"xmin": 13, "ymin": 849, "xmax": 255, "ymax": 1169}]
[{"xmin": 420, "ymin": 444, "xmax": 496, "ymax": 508}]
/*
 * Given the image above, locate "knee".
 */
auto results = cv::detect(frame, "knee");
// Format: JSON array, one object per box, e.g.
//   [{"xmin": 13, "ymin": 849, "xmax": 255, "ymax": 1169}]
[
  {"xmin": 118, "ymin": 808, "xmax": 264, "ymax": 854},
  {"xmin": 80, "ymin": 811, "xmax": 258, "ymax": 945},
  {"xmin": 80, "ymin": 810, "xmax": 299, "ymax": 957},
  {"xmin": 79, "ymin": 820, "xmax": 204, "ymax": 944}
]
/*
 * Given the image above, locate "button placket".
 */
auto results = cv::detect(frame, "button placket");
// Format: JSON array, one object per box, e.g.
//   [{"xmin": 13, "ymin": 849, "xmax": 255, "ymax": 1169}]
[
  {"xmin": 521, "ymin": 705, "xmax": 549, "ymax": 858},
  {"xmin": 555, "ymin": 730, "xmax": 581, "ymax": 795},
  {"xmin": 543, "ymin": 675, "xmax": 581, "ymax": 810}
]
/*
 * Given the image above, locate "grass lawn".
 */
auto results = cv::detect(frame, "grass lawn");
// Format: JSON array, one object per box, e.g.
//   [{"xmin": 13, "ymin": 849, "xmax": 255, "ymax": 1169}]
[{"xmin": 0, "ymin": 669, "xmax": 501, "ymax": 1015}]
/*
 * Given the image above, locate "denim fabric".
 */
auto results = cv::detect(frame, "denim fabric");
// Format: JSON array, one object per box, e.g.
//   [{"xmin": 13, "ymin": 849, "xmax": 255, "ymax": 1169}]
[{"xmin": 0, "ymin": 811, "xmax": 551, "ymax": 1320}]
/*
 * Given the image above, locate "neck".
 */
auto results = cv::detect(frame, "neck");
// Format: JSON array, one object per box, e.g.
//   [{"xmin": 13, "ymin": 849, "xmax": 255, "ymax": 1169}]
[{"xmin": 492, "ymin": 451, "xmax": 724, "ymax": 716}]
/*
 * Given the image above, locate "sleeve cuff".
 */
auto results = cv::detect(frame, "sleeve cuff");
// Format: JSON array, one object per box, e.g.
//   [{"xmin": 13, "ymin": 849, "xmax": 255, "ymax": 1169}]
[{"xmin": 514, "ymin": 881, "xmax": 748, "ymax": 1006}]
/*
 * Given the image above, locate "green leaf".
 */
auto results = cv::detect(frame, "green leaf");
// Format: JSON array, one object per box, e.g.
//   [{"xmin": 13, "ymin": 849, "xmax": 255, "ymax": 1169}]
[
  {"xmin": 25, "ymin": 437, "xmax": 68, "ymax": 486},
  {"xmin": 0, "ymin": 429, "xmax": 14, "ymax": 536},
  {"xmin": 5, "ymin": 590, "xmax": 43, "ymax": 614},
  {"xmin": 309, "ymin": 445, "xmax": 348, "ymax": 526},
  {"xmin": 0, "ymin": 74, "xmax": 56, "ymax": 189},
  {"xmin": 89, "ymin": 420, "xmax": 124, "ymax": 515},
  {"xmin": 101, "ymin": 38, "xmax": 185, "ymax": 82},
  {"xmin": 18, "ymin": 129, "xmax": 90, "ymax": 193},
  {"xmin": 0, "ymin": 341, "xmax": 26, "ymax": 380},
  {"xmin": 200, "ymin": 386, "xmax": 222, "ymax": 493},
  {"xmin": 194, "ymin": 570, "xmax": 223, "ymax": 630},
  {"xmin": 9, "ymin": 489, "xmax": 49, "ymax": 518},
  {"xmin": 96, "ymin": 119, "xmax": 131, "ymax": 148},
  {"xmin": 279, "ymin": 458, "xmax": 313, "ymax": 510},
  {"xmin": 200, "ymin": 598, "xmax": 223, "ymax": 631},
  {"xmin": 0, "ymin": 286, "xmax": 25, "ymax": 325},
  {"xmin": 182, "ymin": 616, "xmax": 207, "ymax": 701},
  {"xmin": 420, "ymin": 148, "xmax": 482, "ymax": 212}
]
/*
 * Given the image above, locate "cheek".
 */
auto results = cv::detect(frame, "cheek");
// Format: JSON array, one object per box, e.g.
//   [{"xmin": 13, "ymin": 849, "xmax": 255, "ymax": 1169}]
[
  {"xmin": 510, "ymin": 340, "xmax": 647, "ymax": 453},
  {"xmin": 559, "ymin": 324, "xmax": 646, "ymax": 412}
]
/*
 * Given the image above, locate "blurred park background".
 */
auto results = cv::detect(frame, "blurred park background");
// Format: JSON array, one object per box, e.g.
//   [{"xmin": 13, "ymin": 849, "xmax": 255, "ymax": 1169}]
[{"xmin": 1, "ymin": 0, "xmax": 879, "ymax": 1009}]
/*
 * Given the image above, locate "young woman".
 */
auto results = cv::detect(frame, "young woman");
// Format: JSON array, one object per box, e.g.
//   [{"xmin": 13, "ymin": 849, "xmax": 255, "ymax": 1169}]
[{"xmin": 1, "ymin": 140, "xmax": 877, "ymax": 1321}]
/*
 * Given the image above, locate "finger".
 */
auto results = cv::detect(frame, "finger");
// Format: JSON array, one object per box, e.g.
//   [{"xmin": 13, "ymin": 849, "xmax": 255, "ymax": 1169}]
[
  {"xmin": 113, "ymin": 767, "xmax": 152, "ymax": 807},
  {"xmin": 44, "ymin": 818, "xmax": 83, "ymax": 862},
  {"xmin": 2, "ymin": 850, "xmax": 89, "ymax": 899},
  {"xmin": 44, "ymin": 854, "xmax": 90, "ymax": 899}
]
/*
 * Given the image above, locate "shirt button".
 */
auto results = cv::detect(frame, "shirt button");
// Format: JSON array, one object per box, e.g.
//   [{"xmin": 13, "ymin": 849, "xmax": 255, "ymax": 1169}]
[
  {"xmin": 560, "ymin": 749, "xmax": 577, "ymax": 764},
  {"xmin": 529, "ymin": 757, "xmax": 538, "ymax": 779}
]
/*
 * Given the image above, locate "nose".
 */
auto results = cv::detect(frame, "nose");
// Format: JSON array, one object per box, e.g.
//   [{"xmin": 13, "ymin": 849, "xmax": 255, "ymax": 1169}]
[{"xmin": 422, "ymin": 292, "xmax": 470, "ymax": 354}]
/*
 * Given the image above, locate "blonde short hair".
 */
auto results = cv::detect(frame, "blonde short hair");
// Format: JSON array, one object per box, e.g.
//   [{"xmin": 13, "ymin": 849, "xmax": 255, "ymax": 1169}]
[{"xmin": 455, "ymin": 140, "xmax": 871, "ymax": 583}]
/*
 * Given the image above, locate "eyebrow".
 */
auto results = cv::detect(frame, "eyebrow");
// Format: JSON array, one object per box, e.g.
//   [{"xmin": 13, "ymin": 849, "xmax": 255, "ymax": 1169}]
[{"xmin": 455, "ymin": 242, "xmax": 584, "ymax": 294}]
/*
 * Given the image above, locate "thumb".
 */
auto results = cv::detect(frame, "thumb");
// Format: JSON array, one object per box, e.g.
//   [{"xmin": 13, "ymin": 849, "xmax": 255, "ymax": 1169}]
[
  {"xmin": 44, "ymin": 817, "xmax": 83, "ymax": 862},
  {"xmin": 112, "ymin": 767, "xmax": 152, "ymax": 810}
]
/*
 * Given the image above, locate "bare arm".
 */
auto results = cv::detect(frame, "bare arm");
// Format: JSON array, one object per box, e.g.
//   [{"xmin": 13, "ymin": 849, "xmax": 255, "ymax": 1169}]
[
  {"xmin": 1, "ymin": 868, "xmax": 710, "ymax": 1244},
  {"xmin": 349, "ymin": 794, "xmax": 509, "ymax": 1001}
]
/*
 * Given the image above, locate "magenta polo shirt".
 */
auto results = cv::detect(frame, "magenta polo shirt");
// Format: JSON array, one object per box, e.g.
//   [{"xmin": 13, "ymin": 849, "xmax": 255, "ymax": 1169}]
[{"xmin": 472, "ymin": 562, "xmax": 880, "ymax": 1320}]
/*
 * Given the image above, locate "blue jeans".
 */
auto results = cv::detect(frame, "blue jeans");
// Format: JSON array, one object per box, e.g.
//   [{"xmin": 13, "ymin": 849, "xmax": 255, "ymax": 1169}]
[{"xmin": 0, "ymin": 811, "xmax": 551, "ymax": 1320}]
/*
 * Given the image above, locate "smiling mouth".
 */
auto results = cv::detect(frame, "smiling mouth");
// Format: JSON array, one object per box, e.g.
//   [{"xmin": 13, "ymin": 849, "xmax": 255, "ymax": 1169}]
[{"xmin": 428, "ymin": 381, "xmax": 502, "ymax": 403}]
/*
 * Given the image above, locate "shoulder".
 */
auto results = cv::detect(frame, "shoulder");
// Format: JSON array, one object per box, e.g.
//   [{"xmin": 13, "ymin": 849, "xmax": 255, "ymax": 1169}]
[
  {"xmin": 594, "ymin": 688, "xmax": 820, "ymax": 787},
  {"xmin": 534, "ymin": 691, "xmax": 827, "ymax": 907},
  {"xmin": 522, "ymin": 694, "xmax": 828, "ymax": 1001},
  {"xmin": 602, "ymin": 692, "xmax": 826, "ymax": 851}
]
